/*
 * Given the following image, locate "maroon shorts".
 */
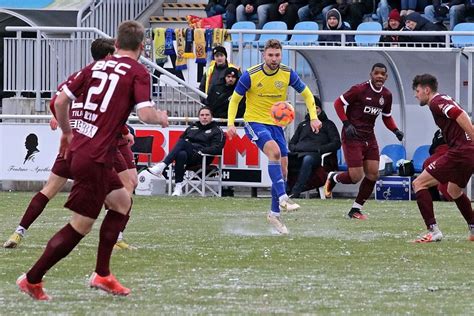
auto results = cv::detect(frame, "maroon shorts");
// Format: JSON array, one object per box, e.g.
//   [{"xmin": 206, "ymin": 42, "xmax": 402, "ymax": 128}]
[
  {"xmin": 51, "ymin": 155, "xmax": 73, "ymax": 179},
  {"xmin": 113, "ymin": 148, "xmax": 128, "ymax": 174},
  {"xmin": 342, "ymin": 138, "xmax": 380, "ymax": 168},
  {"xmin": 118, "ymin": 143, "xmax": 136, "ymax": 170},
  {"xmin": 65, "ymin": 151, "xmax": 123, "ymax": 219},
  {"xmin": 426, "ymin": 146, "xmax": 474, "ymax": 188}
]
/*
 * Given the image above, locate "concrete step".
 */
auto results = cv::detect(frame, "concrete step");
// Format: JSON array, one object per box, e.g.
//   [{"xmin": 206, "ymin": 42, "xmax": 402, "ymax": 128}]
[
  {"xmin": 150, "ymin": 16, "xmax": 189, "ymax": 29},
  {"xmin": 162, "ymin": 3, "xmax": 206, "ymax": 18}
]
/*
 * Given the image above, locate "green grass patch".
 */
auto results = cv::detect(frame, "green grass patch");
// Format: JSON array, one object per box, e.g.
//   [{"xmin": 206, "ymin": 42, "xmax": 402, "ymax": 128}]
[{"xmin": 1, "ymin": 192, "xmax": 473, "ymax": 314}]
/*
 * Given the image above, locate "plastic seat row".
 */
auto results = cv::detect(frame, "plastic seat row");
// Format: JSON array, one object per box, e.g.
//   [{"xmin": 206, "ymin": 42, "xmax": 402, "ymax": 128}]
[
  {"xmin": 337, "ymin": 144, "xmax": 431, "ymax": 174},
  {"xmin": 231, "ymin": 21, "xmax": 474, "ymax": 47}
]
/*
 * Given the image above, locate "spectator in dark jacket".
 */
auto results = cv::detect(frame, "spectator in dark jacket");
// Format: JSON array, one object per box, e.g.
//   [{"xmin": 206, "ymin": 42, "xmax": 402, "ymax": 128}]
[
  {"xmin": 424, "ymin": 0, "xmax": 466, "ymax": 30},
  {"xmin": 298, "ymin": 0, "xmax": 336, "ymax": 22},
  {"xmin": 319, "ymin": 8, "xmax": 355, "ymax": 44},
  {"xmin": 381, "ymin": 8, "xmax": 403, "ymax": 44},
  {"xmin": 401, "ymin": 12, "xmax": 446, "ymax": 44},
  {"xmin": 236, "ymin": 0, "xmax": 273, "ymax": 29},
  {"xmin": 206, "ymin": 67, "xmax": 245, "ymax": 119},
  {"xmin": 148, "ymin": 107, "xmax": 226, "ymax": 196},
  {"xmin": 287, "ymin": 96, "xmax": 341, "ymax": 197},
  {"xmin": 268, "ymin": 0, "xmax": 309, "ymax": 30},
  {"xmin": 206, "ymin": 0, "xmax": 241, "ymax": 27},
  {"xmin": 334, "ymin": 0, "xmax": 374, "ymax": 30}
]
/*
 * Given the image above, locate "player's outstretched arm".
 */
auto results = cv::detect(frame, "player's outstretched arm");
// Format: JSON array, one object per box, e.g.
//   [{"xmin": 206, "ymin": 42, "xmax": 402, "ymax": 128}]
[
  {"xmin": 456, "ymin": 111, "xmax": 474, "ymax": 141},
  {"xmin": 137, "ymin": 107, "xmax": 169, "ymax": 128},
  {"xmin": 54, "ymin": 91, "xmax": 73, "ymax": 157},
  {"xmin": 382, "ymin": 116, "xmax": 404, "ymax": 141},
  {"xmin": 227, "ymin": 91, "xmax": 244, "ymax": 140},
  {"xmin": 301, "ymin": 87, "xmax": 321, "ymax": 133}
]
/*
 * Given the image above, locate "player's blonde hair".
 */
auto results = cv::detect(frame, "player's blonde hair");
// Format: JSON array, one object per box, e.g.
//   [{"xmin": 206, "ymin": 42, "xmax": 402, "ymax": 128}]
[{"xmin": 264, "ymin": 39, "xmax": 282, "ymax": 51}]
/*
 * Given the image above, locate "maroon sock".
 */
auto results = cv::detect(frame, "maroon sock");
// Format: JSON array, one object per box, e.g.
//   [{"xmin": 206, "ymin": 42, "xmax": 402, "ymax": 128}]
[
  {"xmin": 27, "ymin": 223, "xmax": 84, "ymax": 284},
  {"xmin": 121, "ymin": 199, "xmax": 132, "ymax": 232},
  {"xmin": 416, "ymin": 189, "xmax": 436, "ymax": 229},
  {"xmin": 454, "ymin": 193, "xmax": 474, "ymax": 225},
  {"xmin": 336, "ymin": 172, "xmax": 353, "ymax": 184},
  {"xmin": 355, "ymin": 177, "xmax": 376, "ymax": 206},
  {"xmin": 19, "ymin": 192, "xmax": 50, "ymax": 230},
  {"xmin": 95, "ymin": 210, "xmax": 126, "ymax": 277}
]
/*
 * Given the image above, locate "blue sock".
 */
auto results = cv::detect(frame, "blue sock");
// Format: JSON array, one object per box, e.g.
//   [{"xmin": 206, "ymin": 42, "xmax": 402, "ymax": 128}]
[
  {"xmin": 271, "ymin": 185, "xmax": 280, "ymax": 213},
  {"xmin": 268, "ymin": 161, "xmax": 286, "ymax": 198}
]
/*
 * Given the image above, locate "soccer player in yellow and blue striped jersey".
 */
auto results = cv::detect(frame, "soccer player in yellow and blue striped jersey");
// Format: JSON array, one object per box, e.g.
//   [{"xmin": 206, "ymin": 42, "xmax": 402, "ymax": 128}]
[{"xmin": 227, "ymin": 39, "xmax": 322, "ymax": 234}]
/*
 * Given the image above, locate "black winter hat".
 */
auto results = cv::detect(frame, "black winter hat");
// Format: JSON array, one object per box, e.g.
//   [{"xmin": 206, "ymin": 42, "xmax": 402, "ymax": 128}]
[
  {"xmin": 224, "ymin": 67, "xmax": 239, "ymax": 78},
  {"xmin": 212, "ymin": 45, "xmax": 227, "ymax": 58}
]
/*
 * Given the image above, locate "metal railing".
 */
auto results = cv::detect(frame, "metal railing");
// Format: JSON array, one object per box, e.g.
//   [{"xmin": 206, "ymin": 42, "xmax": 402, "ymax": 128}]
[
  {"xmin": 4, "ymin": 26, "xmax": 206, "ymax": 114},
  {"xmin": 77, "ymin": 0, "xmax": 155, "ymax": 37}
]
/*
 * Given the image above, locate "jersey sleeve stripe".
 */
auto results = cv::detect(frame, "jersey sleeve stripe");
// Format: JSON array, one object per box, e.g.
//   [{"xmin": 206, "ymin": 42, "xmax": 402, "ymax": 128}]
[
  {"xmin": 340, "ymin": 95, "xmax": 349, "ymax": 106},
  {"xmin": 136, "ymin": 100, "xmax": 154, "ymax": 110},
  {"xmin": 63, "ymin": 85, "xmax": 77, "ymax": 101},
  {"xmin": 442, "ymin": 104, "xmax": 454, "ymax": 117},
  {"xmin": 382, "ymin": 112, "xmax": 391, "ymax": 117}
]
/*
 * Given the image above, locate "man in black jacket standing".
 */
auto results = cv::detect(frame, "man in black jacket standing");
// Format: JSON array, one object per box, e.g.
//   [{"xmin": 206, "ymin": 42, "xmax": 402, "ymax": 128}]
[
  {"xmin": 206, "ymin": 67, "xmax": 245, "ymax": 119},
  {"xmin": 287, "ymin": 96, "xmax": 341, "ymax": 197},
  {"xmin": 149, "ymin": 107, "xmax": 226, "ymax": 196}
]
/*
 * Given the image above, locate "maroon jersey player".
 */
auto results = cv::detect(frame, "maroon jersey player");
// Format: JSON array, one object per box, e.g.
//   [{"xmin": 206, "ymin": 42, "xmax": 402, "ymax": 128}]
[
  {"xmin": 411, "ymin": 74, "xmax": 474, "ymax": 243},
  {"xmin": 16, "ymin": 21, "xmax": 168, "ymax": 301},
  {"xmin": 324, "ymin": 63, "xmax": 404, "ymax": 219}
]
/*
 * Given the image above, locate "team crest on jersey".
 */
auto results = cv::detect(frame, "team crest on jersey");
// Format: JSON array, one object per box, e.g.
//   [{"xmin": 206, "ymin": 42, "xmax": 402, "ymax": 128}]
[
  {"xmin": 379, "ymin": 96, "xmax": 384, "ymax": 106},
  {"xmin": 274, "ymin": 81, "xmax": 284, "ymax": 89}
]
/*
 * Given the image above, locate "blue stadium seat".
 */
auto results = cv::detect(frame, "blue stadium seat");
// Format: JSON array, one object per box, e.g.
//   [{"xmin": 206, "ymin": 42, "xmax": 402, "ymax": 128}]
[
  {"xmin": 355, "ymin": 21, "xmax": 382, "ymax": 46},
  {"xmin": 412, "ymin": 145, "xmax": 430, "ymax": 173},
  {"xmin": 337, "ymin": 149, "xmax": 348, "ymax": 171},
  {"xmin": 451, "ymin": 23, "xmax": 474, "ymax": 48},
  {"xmin": 231, "ymin": 21, "xmax": 257, "ymax": 47},
  {"xmin": 257, "ymin": 21, "xmax": 288, "ymax": 47},
  {"xmin": 380, "ymin": 144, "xmax": 406, "ymax": 165},
  {"xmin": 286, "ymin": 21, "xmax": 319, "ymax": 45}
]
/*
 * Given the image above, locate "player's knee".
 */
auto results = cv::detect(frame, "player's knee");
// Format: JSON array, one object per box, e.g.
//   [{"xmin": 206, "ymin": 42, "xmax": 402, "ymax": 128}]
[
  {"xmin": 447, "ymin": 185, "xmax": 462, "ymax": 199},
  {"xmin": 412, "ymin": 178, "xmax": 424, "ymax": 192}
]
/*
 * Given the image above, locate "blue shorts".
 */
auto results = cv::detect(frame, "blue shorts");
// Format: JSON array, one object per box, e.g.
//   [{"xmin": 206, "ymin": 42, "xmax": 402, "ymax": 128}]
[{"xmin": 244, "ymin": 122, "xmax": 288, "ymax": 157}]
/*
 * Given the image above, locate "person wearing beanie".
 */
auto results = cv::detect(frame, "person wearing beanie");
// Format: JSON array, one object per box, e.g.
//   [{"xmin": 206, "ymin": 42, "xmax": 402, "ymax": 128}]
[
  {"xmin": 381, "ymin": 9, "xmax": 403, "ymax": 44},
  {"xmin": 401, "ymin": 11, "xmax": 446, "ymax": 44},
  {"xmin": 287, "ymin": 96, "xmax": 341, "ymax": 198},
  {"xmin": 199, "ymin": 45, "xmax": 240, "ymax": 103},
  {"xmin": 319, "ymin": 8, "xmax": 354, "ymax": 45},
  {"xmin": 206, "ymin": 66, "xmax": 245, "ymax": 119}
]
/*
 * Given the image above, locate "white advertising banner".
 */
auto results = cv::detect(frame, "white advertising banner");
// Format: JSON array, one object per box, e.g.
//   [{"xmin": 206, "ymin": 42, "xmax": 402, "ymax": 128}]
[
  {"xmin": 0, "ymin": 123, "xmax": 272, "ymax": 187},
  {"xmin": 0, "ymin": 124, "xmax": 59, "ymax": 181}
]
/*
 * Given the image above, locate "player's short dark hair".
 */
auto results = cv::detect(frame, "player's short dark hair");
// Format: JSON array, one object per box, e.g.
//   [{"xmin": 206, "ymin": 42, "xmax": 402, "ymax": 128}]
[
  {"xmin": 116, "ymin": 20, "xmax": 145, "ymax": 51},
  {"xmin": 264, "ymin": 39, "xmax": 282, "ymax": 51},
  {"xmin": 412, "ymin": 74, "xmax": 438, "ymax": 92},
  {"xmin": 371, "ymin": 63, "xmax": 387, "ymax": 72},
  {"xmin": 198, "ymin": 106, "xmax": 213, "ymax": 117},
  {"xmin": 90, "ymin": 38, "xmax": 115, "ymax": 61}
]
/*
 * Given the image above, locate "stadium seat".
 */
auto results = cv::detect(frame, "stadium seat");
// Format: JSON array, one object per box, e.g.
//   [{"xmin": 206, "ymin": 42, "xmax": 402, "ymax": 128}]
[
  {"xmin": 257, "ymin": 21, "xmax": 288, "ymax": 47},
  {"xmin": 412, "ymin": 145, "xmax": 430, "ymax": 173},
  {"xmin": 451, "ymin": 23, "xmax": 474, "ymax": 47},
  {"xmin": 131, "ymin": 136, "xmax": 154, "ymax": 169},
  {"xmin": 167, "ymin": 154, "xmax": 223, "ymax": 197},
  {"xmin": 231, "ymin": 21, "xmax": 257, "ymax": 47},
  {"xmin": 355, "ymin": 22, "xmax": 382, "ymax": 46},
  {"xmin": 286, "ymin": 21, "xmax": 319, "ymax": 45},
  {"xmin": 380, "ymin": 144, "xmax": 406, "ymax": 165},
  {"xmin": 337, "ymin": 149, "xmax": 348, "ymax": 171}
]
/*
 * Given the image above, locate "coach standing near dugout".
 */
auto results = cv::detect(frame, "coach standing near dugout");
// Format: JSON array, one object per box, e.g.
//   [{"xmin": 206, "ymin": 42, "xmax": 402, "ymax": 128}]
[{"xmin": 226, "ymin": 39, "xmax": 322, "ymax": 235}]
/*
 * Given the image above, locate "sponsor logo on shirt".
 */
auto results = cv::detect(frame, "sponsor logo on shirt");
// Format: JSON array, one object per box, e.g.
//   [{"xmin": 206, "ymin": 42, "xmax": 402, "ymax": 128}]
[{"xmin": 363, "ymin": 106, "xmax": 382, "ymax": 116}]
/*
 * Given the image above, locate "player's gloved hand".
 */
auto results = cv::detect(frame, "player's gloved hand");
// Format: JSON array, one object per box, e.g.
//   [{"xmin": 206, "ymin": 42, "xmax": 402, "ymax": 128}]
[
  {"xmin": 394, "ymin": 129, "xmax": 404, "ymax": 141},
  {"xmin": 343, "ymin": 121, "xmax": 358, "ymax": 139}
]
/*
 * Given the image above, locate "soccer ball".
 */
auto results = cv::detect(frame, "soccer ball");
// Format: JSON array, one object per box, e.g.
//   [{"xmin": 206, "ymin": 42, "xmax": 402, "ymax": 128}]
[{"xmin": 270, "ymin": 101, "xmax": 295, "ymax": 127}]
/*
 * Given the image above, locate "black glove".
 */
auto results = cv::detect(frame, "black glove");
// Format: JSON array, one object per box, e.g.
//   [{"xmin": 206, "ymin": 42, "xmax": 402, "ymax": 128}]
[
  {"xmin": 343, "ymin": 121, "xmax": 358, "ymax": 139},
  {"xmin": 394, "ymin": 129, "xmax": 404, "ymax": 141}
]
